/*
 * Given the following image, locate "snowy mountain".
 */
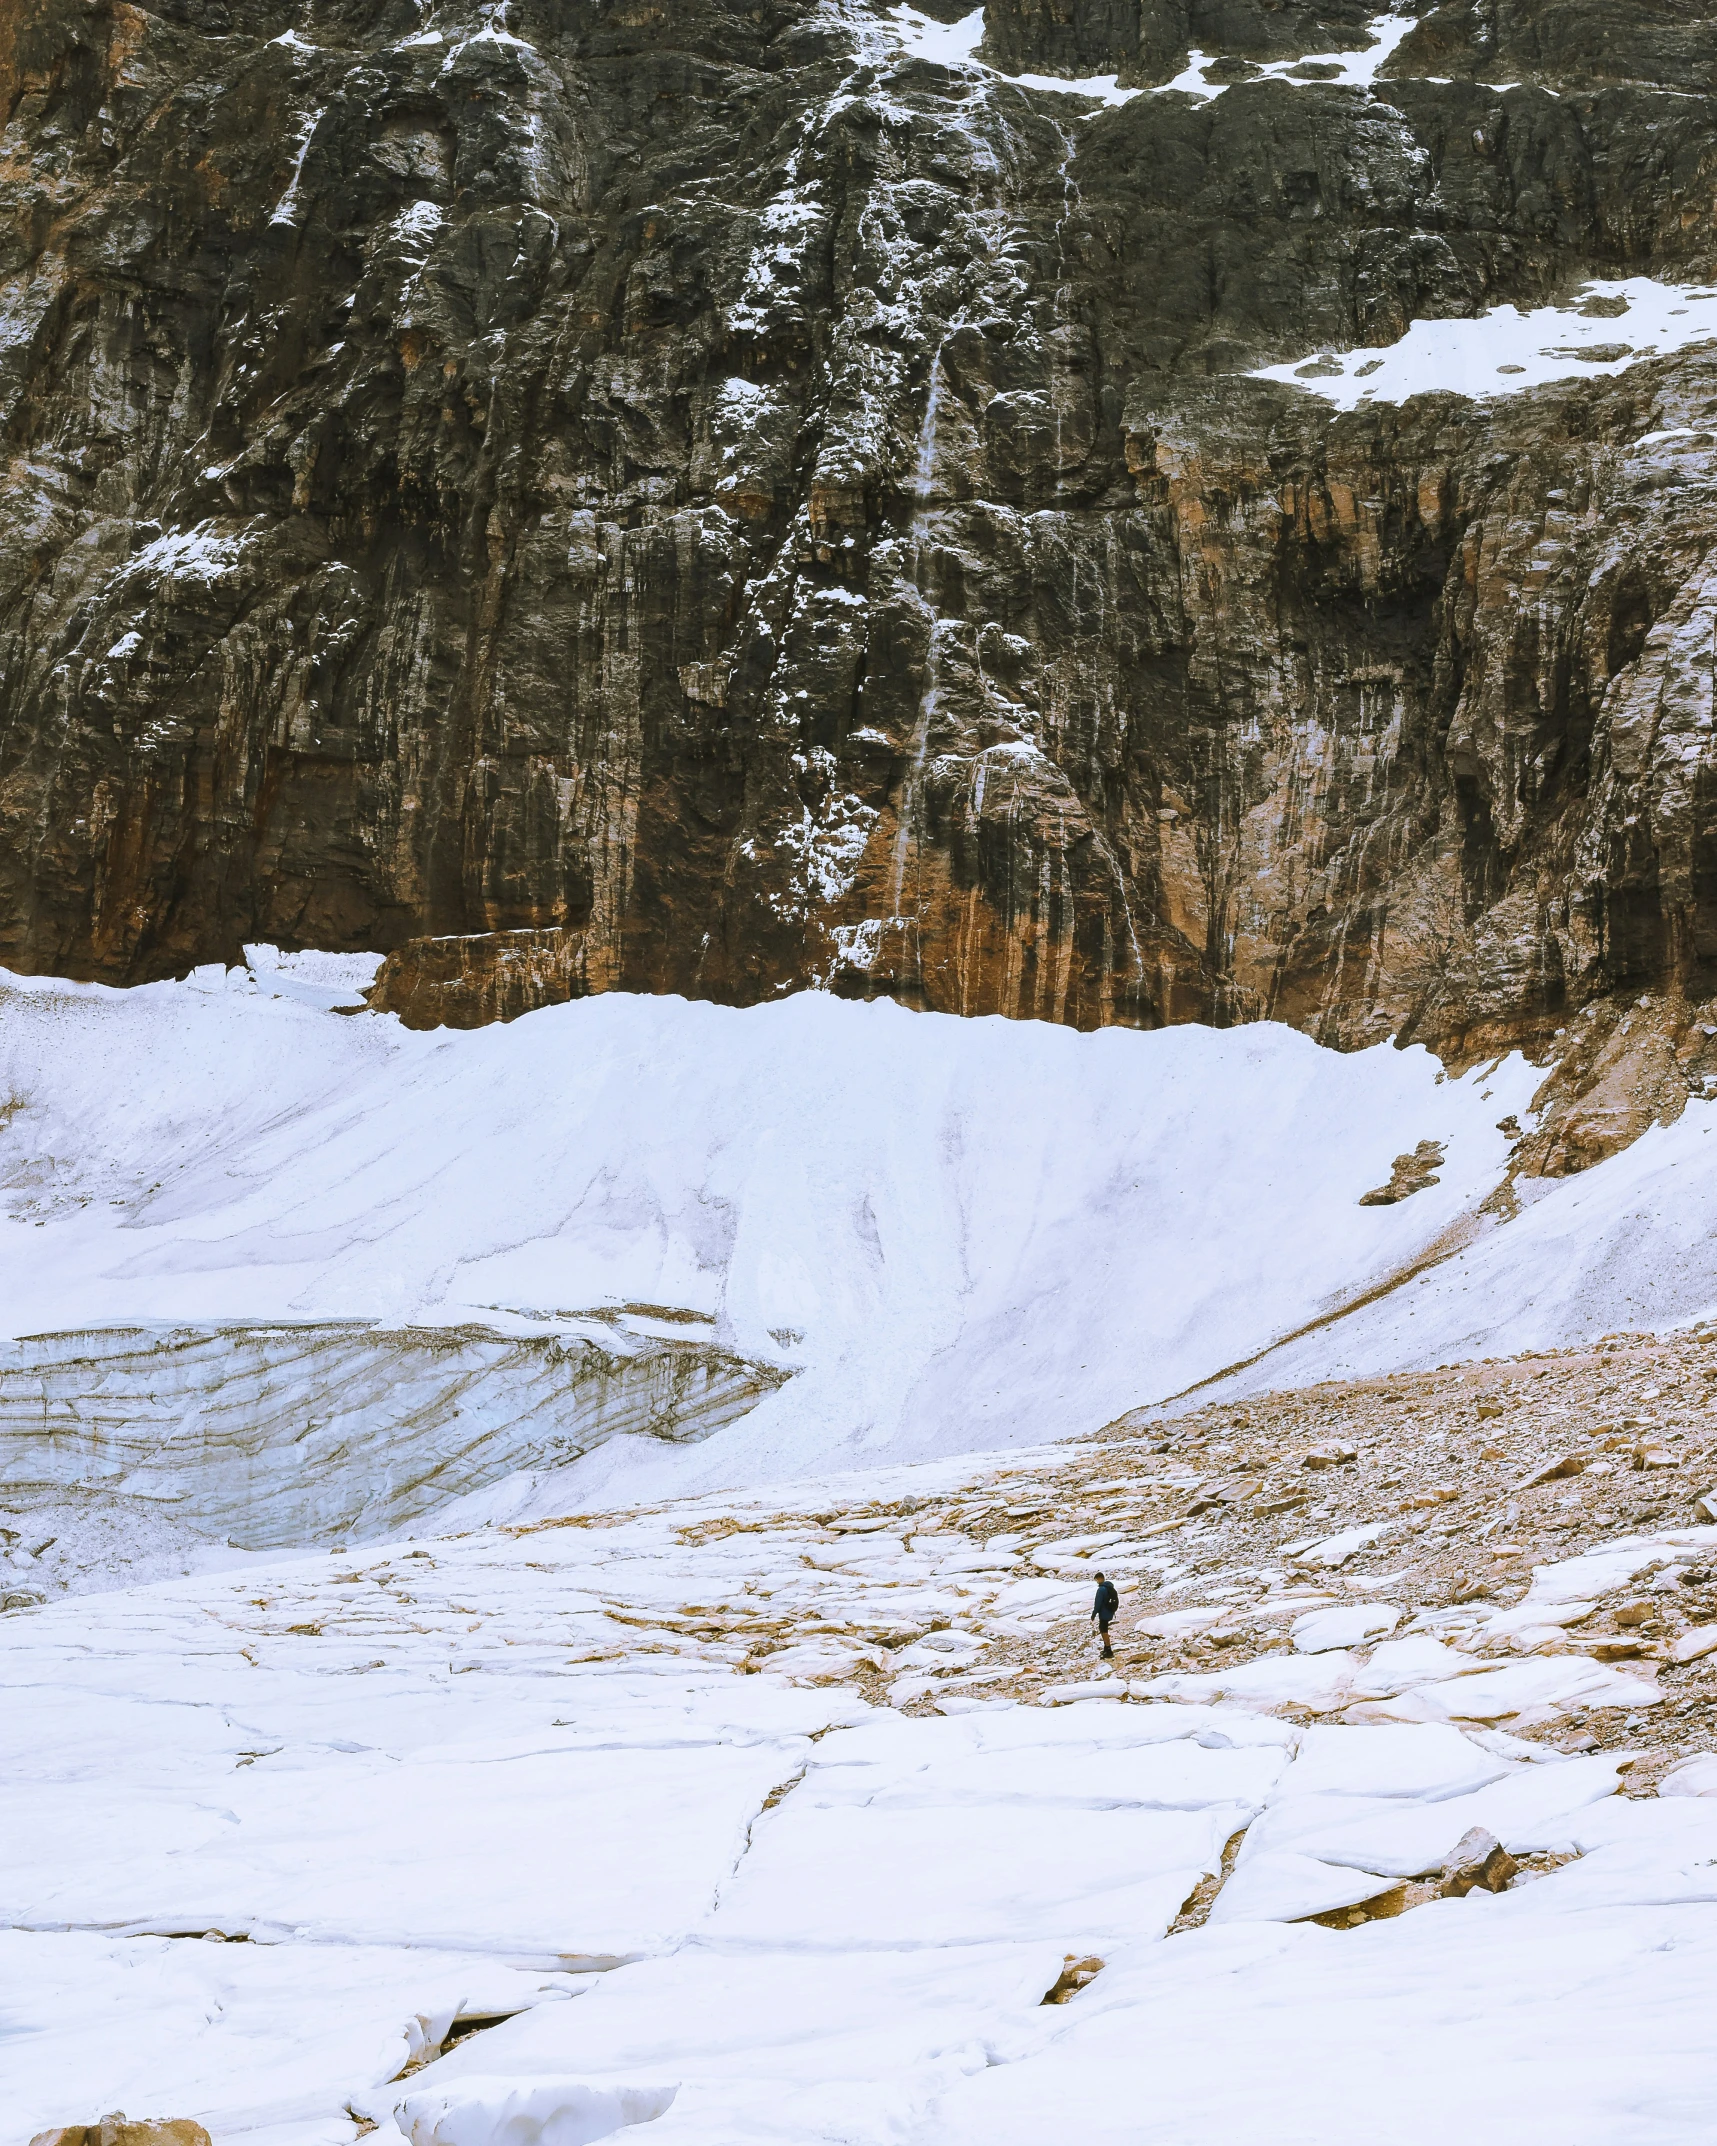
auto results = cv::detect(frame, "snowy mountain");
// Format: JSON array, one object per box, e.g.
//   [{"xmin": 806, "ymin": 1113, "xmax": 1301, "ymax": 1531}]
[{"xmin": 6, "ymin": 0, "xmax": 1717, "ymax": 2135}]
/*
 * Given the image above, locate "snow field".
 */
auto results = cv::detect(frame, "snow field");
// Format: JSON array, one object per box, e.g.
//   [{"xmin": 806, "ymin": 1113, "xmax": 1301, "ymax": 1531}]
[
  {"xmin": 925, "ymin": 1901, "xmax": 1717, "ymax": 2146},
  {"xmin": 2, "ymin": 1934, "xmax": 569, "ymax": 2146},
  {"xmin": 6, "ymin": 1476, "xmax": 1717, "ymax": 2144},
  {"xmin": 10, "ymin": 974, "xmax": 1717, "ymax": 2132},
  {"xmin": 11, "ymin": 967, "xmax": 1717, "ymax": 1523},
  {"xmin": 1213, "ymin": 1096, "xmax": 1717, "ymax": 1399}
]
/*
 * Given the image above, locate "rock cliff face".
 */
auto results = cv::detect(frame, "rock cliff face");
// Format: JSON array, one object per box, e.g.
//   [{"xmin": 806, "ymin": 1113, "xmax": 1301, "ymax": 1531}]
[{"xmin": 2, "ymin": 0, "xmax": 1715, "ymax": 1058}]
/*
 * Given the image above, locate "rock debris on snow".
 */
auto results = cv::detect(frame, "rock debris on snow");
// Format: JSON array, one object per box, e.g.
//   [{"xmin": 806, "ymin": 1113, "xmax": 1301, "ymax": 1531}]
[{"xmin": 10, "ymin": 1332, "xmax": 1717, "ymax": 2141}]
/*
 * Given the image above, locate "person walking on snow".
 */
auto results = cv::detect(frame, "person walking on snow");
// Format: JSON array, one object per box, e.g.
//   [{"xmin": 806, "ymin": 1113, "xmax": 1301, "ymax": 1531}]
[{"xmin": 1092, "ymin": 1573, "xmax": 1119, "ymax": 1660}]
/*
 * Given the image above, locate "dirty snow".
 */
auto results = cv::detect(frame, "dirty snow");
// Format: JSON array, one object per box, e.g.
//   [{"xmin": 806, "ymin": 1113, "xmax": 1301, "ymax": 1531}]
[{"xmin": 5, "ymin": 1469, "xmax": 1717, "ymax": 2145}]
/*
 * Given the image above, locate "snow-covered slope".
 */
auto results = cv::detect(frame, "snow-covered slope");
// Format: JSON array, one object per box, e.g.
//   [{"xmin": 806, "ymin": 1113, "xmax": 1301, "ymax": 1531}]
[
  {"xmin": 4, "ymin": 967, "xmax": 1717, "ymax": 1537},
  {"xmin": 2, "ymin": 968, "xmax": 1538, "ymax": 1531},
  {"xmin": 1209, "ymin": 1105, "xmax": 1717, "ymax": 1406},
  {"xmin": 10, "ymin": 966, "xmax": 1717, "ymax": 2143}
]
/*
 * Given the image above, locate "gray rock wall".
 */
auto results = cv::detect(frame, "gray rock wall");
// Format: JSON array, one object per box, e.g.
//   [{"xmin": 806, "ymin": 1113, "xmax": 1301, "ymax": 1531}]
[{"xmin": 2, "ymin": 0, "xmax": 1715, "ymax": 1056}]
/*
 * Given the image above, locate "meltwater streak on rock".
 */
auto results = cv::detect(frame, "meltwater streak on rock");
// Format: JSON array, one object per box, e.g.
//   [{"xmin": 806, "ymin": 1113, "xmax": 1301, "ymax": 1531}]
[
  {"xmin": 267, "ymin": 102, "xmax": 325, "ymax": 229},
  {"xmin": 887, "ymin": 339, "xmax": 951, "ymax": 922}
]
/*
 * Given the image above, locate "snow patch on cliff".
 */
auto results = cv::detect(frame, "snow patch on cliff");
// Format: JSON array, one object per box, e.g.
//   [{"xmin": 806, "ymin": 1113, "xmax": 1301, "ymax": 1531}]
[
  {"xmin": 889, "ymin": 8, "xmax": 1418, "ymax": 108},
  {"xmin": 1255, "ymin": 276, "xmax": 1717, "ymax": 407},
  {"xmin": 891, "ymin": 3, "xmax": 1138, "ymax": 102},
  {"xmin": 1177, "ymin": 12, "xmax": 1414, "ymax": 96},
  {"xmin": 244, "ymin": 944, "xmax": 383, "ymax": 1011},
  {"xmin": 891, "ymin": 6, "xmax": 984, "ymax": 69}
]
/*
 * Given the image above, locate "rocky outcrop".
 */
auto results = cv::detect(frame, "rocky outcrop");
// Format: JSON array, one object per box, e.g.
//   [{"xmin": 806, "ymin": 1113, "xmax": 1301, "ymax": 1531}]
[
  {"xmin": 1, "ymin": 0, "xmax": 1715, "ymax": 1060},
  {"xmin": 1358, "ymin": 1139, "xmax": 1444, "ymax": 1205},
  {"xmin": 1513, "ymin": 990, "xmax": 1717, "ymax": 1176},
  {"xmin": 366, "ymin": 924, "xmax": 603, "ymax": 1027},
  {"xmin": 30, "ymin": 2124, "xmax": 211, "ymax": 2146}
]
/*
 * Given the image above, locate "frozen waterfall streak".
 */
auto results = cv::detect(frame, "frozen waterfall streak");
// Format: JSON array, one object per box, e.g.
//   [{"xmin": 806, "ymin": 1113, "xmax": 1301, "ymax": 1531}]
[
  {"xmin": 1048, "ymin": 116, "xmax": 1083, "ymax": 478},
  {"xmin": 1043, "ymin": 121, "xmax": 1148, "ymax": 1016},
  {"xmin": 269, "ymin": 107, "xmax": 326, "ymax": 228},
  {"xmin": 888, "ymin": 340, "xmax": 953, "ymax": 917}
]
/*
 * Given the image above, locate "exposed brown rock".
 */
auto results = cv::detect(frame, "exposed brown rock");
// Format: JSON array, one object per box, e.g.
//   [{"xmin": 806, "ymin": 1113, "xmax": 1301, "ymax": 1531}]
[
  {"xmin": 366, "ymin": 926, "xmax": 611, "ymax": 1029},
  {"xmin": 1312, "ymin": 1881, "xmax": 1412, "ymax": 1929},
  {"xmin": 1358, "ymin": 1141, "xmax": 1446, "ymax": 1207},
  {"xmin": 0, "ymin": 0, "xmax": 1715, "ymax": 1074},
  {"xmin": 1516, "ymin": 1453, "xmax": 1587, "ymax": 1489},
  {"xmin": 1438, "ymin": 1827, "xmax": 1518, "ymax": 1898},
  {"xmin": 30, "ymin": 2121, "xmax": 212, "ymax": 2146},
  {"xmin": 1042, "ymin": 1952, "xmax": 1106, "ymax": 2002},
  {"xmin": 1513, "ymin": 994, "xmax": 1717, "ymax": 1178}
]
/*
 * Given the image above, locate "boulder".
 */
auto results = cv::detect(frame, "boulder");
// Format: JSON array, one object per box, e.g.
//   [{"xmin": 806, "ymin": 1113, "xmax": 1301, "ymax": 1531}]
[{"xmin": 1438, "ymin": 1829, "xmax": 1518, "ymax": 1898}]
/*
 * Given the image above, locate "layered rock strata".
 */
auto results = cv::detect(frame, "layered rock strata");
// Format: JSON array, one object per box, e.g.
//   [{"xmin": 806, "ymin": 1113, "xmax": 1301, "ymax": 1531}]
[
  {"xmin": 0, "ymin": 1319, "xmax": 785, "ymax": 1543},
  {"xmin": 1, "ymin": 0, "xmax": 1714, "ymax": 1058}
]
